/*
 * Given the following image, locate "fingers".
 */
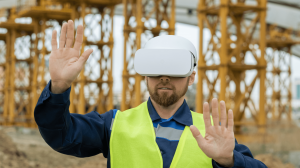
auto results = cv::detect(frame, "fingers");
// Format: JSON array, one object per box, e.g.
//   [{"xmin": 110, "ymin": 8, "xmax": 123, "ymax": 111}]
[
  {"xmin": 76, "ymin": 49, "xmax": 93, "ymax": 67},
  {"xmin": 220, "ymin": 101, "xmax": 227, "ymax": 127},
  {"xmin": 51, "ymin": 30, "xmax": 57, "ymax": 51},
  {"xmin": 190, "ymin": 125, "xmax": 205, "ymax": 144},
  {"xmin": 65, "ymin": 20, "xmax": 75, "ymax": 48},
  {"xmin": 227, "ymin": 109, "xmax": 234, "ymax": 132},
  {"xmin": 211, "ymin": 98, "xmax": 219, "ymax": 126},
  {"xmin": 73, "ymin": 25, "xmax": 83, "ymax": 51},
  {"xmin": 203, "ymin": 102, "xmax": 212, "ymax": 128},
  {"xmin": 59, "ymin": 23, "xmax": 67, "ymax": 49}
]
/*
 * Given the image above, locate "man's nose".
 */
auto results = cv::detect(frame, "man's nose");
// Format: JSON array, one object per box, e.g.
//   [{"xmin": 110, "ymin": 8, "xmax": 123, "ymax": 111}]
[{"xmin": 160, "ymin": 76, "xmax": 170, "ymax": 83}]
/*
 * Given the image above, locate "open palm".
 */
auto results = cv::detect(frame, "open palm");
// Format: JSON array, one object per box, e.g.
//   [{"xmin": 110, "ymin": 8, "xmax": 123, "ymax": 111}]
[
  {"xmin": 49, "ymin": 20, "xmax": 93, "ymax": 93},
  {"xmin": 190, "ymin": 98, "xmax": 235, "ymax": 167}
]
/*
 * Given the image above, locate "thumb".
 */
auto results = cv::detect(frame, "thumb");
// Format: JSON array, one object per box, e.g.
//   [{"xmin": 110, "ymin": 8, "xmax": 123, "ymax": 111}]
[
  {"xmin": 190, "ymin": 125, "xmax": 205, "ymax": 144},
  {"xmin": 77, "ymin": 48, "xmax": 93, "ymax": 67}
]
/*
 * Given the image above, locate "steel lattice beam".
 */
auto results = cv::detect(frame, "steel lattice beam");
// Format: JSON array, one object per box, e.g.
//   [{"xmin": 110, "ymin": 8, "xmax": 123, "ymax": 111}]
[
  {"xmin": 0, "ymin": 0, "xmax": 121, "ymax": 126},
  {"xmin": 68, "ymin": 2, "xmax": 116, "ymax": 114},
  {"xmin": 0, "ymin": 33, "xmax": 6, "ymax": 125},
  {"xmin": 46, "ymin": 0, "xmax": 121, "ymax": 114},
  {"xmin": 121, "ymin": 0, "xmax": 176, "ymax": 111},
  {"xmin": 265, "ymin": 25, "xmax": 299, "ymax": 122},
  {"xmin": 0, "ymin": 12, "xmax": 36, "ymax": 126},
  {"xmin": 196, "ymin": 0, "xmax": 267, "ymax": 135}
]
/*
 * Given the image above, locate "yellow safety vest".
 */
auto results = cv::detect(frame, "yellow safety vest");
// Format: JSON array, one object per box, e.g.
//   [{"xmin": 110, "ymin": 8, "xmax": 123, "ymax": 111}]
[{"xmin": 110, "ymin": 101, "xmax": 213, "ymax": 168}]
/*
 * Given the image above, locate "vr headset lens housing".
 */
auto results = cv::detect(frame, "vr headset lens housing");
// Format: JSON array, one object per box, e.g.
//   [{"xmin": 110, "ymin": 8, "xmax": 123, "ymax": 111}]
[{"xmin": 134, "ymin": 49, "xmax": 195, "ymax": 77}]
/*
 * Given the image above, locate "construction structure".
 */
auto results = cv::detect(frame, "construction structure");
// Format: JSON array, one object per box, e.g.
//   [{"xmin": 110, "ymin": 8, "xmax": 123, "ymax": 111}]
[
  {"xmin": 17, "ymin": 1, "xmax": 75, "ymax": 120},
  {"xmin": 0, "ymin": 0, "xmax": 121, "ymax": 126},
  {"xmin": 48, "ymin": 0, "xmax": 121, "ymax": 114},
  {"xmin": 265, "ymin": 25, "xmax": 299, "ymax": 122},
  {"xmin": 0, "ymin": 2, "xmax": 74, "ymax": 127},
  {"xmin": 196, "ymin": 0, "xmax": 267, "ymax": 137},
  {"xmin": 121, "ymin": 0, "xmax": 175, "ymax": 110},
  {"xmin": 0, "ymin": 31, "xmax": 6, "ymax": 123},
  {"xmin": 0, "ymin": 7, "xmax": 36, "ymax": 127}
]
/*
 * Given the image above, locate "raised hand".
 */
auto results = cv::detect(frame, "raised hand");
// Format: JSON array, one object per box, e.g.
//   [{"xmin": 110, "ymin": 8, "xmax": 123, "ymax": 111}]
[
  {"xmin": 190, "ymin": 98, "xmax": 235, "ymax": 167},
  {"xmin": 49, "ymin": 20, "xmax": 93, "ymax": 94}
]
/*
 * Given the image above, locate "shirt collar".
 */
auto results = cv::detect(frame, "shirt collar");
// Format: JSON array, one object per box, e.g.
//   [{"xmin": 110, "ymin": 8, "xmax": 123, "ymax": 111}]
[{"xmin": 147, "ymin": 98, "xmax": 193, "ymax": 126}]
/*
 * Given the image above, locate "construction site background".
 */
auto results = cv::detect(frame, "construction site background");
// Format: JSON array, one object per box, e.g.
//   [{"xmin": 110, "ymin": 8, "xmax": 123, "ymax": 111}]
[{"xmin": 1, "ymin": 0, "xmax": 300, "ymax": 167}]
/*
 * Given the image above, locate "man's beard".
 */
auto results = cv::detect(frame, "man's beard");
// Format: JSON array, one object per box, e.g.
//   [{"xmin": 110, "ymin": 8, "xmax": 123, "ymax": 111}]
[{"xmin": 147, "ymin": 77, "xmax": 189, "ymax": 107}]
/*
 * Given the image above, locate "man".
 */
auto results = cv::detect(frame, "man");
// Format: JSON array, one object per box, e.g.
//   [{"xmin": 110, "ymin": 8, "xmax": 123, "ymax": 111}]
[{"xmin": 34, "ymin": 20, "xmax": 267, "ymax": 168}]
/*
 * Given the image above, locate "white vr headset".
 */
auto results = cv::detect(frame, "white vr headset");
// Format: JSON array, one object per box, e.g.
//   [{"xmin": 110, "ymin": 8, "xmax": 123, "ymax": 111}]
[{"xmin": 134, "ymin": 35, "xmax": 198, "ymax": 77}]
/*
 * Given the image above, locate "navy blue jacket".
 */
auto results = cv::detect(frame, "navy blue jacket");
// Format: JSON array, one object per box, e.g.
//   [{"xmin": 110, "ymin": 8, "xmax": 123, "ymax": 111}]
[{"xmin": 34, "ymin": 81, "xmax": 267, "ymax": 168}]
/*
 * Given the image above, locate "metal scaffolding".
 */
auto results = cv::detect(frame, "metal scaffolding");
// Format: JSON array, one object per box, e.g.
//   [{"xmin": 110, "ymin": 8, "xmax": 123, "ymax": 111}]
[
  {"xmin": 16, "ymin": 0, "xmax": 74, "ymax": 127},
  {"xmin": 51, "ymin": 0, "xmax": 121, "ymax": 114},
  {"xmin": 0, "ymin": 0, "xmax": 121, "ymax": 126},
  {"xmin": 0, "ymin": 7, "xmax": 36, "ymax": 126},
  {"xmin": 265, "ymin": 25, "xmax": 299, "ymax": 122},
  {"xmin": 196, "ymin": 0, "xmax": 267, "ymax": 137},
  {"xmin": 0, "ymin": 32, "xmax": 6, "ymax": 125},
  {"xmin": 121, "ymin": 0, "xmax": 175, "ymax": 111}
]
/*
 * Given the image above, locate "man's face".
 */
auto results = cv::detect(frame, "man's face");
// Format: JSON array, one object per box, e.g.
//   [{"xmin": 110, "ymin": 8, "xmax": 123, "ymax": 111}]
[{"xmin": 146, "ymin": 72, "xmax": 195, "ymax": 107}]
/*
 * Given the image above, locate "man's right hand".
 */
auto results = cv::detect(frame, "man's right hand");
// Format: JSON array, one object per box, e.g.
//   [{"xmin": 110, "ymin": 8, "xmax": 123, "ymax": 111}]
[{"xmin": 49, "ymin": 20, "xmax": 93, "ymax": 94}]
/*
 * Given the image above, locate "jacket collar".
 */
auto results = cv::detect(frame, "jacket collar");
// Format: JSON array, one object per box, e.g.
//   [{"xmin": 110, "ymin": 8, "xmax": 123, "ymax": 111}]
[{"xmin": 147, "ymin": 98, "xmax": 193, "ymax": 126}]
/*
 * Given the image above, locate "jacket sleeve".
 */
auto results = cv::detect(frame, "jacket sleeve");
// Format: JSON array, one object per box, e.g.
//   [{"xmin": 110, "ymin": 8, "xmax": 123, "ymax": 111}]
[
  {"xmin": 34, "ymin": 81, "xmax": 114, "ymax": 158},
  {"xmin": 212, "ymin": 139, "xmax": 267, "ymax": 168}
]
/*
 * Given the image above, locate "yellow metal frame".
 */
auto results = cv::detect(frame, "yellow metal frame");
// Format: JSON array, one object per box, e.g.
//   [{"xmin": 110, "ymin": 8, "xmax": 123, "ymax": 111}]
[
  {"xmin": 121, "ymin": 0, "xmax": 175, "ymax": 111},
  {"xmin": 0, "ymin": 33, "xmax": 7, "ymax": 125},
  {"xmin": 56, "ymin": 1, "xmax": 120, "ymax": 114},
  {"xmin": 15, "ymin": 0, "xmax": 74, "ymax": 126},
  {"xmin": 196, "ymin": 0, "xmax": 267, "ymax": 134},
  {"xmin": 265, "ymin": 25, "xmax": 299, "ymax": 122},
  {"xmin": 0, "ymin": 0, "xmax": 121, "ymax": 126},
  {"xmin": 46, "ymin": 0, "xmax": 121, "ymax": 114},
  {"xmin": 0, "ymin": 14, "xmax": 36, "ymax": 126}
]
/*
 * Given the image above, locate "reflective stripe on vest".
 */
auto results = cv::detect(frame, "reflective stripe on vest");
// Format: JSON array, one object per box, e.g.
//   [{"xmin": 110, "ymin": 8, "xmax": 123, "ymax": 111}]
[{"xmin": 110, "ymin": 101, "xmax": 213, "ymax": 168}]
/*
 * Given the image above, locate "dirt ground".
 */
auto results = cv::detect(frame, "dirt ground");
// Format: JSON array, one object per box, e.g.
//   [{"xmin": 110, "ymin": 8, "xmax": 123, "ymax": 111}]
[
  {"xmin": 255, "ymin": 154, "xmax": 295, "ymax": 168},
  {"xmin": 0, "ymin": 121, "xmax": 299, "ymax": 168},
  {"xmin": 242, "ymin": 121, "xmax": 300, "ymax": 168},
  {"xmin": 0, "ymin": 127, "xmax": 107, "ymax": 168}
]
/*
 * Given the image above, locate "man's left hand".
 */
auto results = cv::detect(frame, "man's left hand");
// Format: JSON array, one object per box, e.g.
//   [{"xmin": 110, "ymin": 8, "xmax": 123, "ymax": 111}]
[{"xmin": 190, "ymin": 98, "xmax": 235, "ymax": 168}]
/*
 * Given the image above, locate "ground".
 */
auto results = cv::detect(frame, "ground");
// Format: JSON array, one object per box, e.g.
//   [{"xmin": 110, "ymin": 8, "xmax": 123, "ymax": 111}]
[
  {"xmin": 0, "ymin": 120, "xmax": 299, "ymax": 168},
  {"xmin": 0, "ymin": 127, "xmax": 106, "ymax": 168}
]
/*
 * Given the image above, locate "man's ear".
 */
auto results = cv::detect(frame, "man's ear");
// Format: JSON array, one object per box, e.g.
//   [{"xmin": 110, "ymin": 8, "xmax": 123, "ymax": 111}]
[{"xmin": 188, "ymin": 71, "xmax": 196, "ymax": 86}]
